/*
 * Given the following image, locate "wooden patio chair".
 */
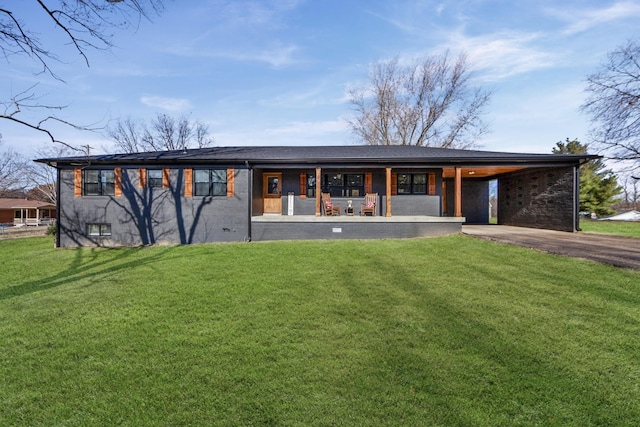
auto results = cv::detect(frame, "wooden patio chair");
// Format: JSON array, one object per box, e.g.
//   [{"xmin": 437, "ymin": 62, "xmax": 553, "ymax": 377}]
[
  {"xmin": 321, "ymin": 193, "xmax": 341, "ymax": 216},
  {"xmin": 360, "ymin": 193, "xmax": 378, "ymax": 216}
]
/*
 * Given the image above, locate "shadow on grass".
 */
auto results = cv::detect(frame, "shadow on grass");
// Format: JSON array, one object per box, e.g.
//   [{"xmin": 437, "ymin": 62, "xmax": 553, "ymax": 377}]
[{"xmin": 0, "ymin": 245, "xmax": 180, "ymax": 300}]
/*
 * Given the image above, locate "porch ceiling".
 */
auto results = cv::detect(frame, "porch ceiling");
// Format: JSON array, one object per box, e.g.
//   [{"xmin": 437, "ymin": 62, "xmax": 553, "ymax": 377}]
[{"xmin": 442, "ymin": 166, "xmax": 527, "ymax": 179}]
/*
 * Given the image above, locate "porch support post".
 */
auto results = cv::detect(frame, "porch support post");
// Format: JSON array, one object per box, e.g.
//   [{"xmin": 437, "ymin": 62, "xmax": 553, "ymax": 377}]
[
  {"xmin": 315, "ymin": 167, "xmax": 321, "ymax": 216},
  {"xmin": 385, "ymin": 167, "xmax": 392, "ymax": 217},
  {"xmin": 454, "ymin": 167, "xmax": 462, "ymax": 217}
]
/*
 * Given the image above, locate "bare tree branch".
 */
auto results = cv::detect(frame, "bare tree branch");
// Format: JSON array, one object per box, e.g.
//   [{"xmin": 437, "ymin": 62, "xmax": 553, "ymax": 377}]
[
  {"xmin": 347, "ymin": 52, "xmax": 492, "ymax": 148},
  {"xmin": 581, "ymin": 38, "xmax": 640, "ymax": 170},
  {"xmin": 108, "ymin": 114, "xmax": 215, "ymax": 153},
  {"xmin": 0, "ymin": 1, "xmax": 164, "ymax": 147},
  {"xmin": 0, "ymin": 137, "xmax": 32, "ymax": 195}
]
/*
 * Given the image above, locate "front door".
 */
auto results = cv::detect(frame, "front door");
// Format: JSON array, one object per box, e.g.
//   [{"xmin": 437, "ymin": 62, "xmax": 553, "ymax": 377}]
[{"xmin": 263, "ymin": 172, "xmax": 282, "ymax": 214}]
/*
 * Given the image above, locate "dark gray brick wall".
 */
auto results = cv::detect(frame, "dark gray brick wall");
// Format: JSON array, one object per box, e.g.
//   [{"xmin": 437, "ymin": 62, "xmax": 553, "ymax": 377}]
[
  {"xmin": 58, "ymin": 167, "xmax": 250, "ymax": 247},
  {"xmin": 252, "ymin": 220, "xmax": 462, "ymax": 241},
  {"xmin": 498, "ymin": 167, "xmax": 577, "ymax": 232},
  {"xmin": 443, "ymin": 179, "xmax": 490, "ymax": 223}
]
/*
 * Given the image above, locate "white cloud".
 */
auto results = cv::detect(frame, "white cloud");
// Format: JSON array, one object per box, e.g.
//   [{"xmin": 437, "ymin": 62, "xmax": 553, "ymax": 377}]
[
  {"xmin": 550, "ymin": 1, "xmax": 640, "ymax": 35},
  {"xmin": 140, "ymin": 96, "xmax": 192, "ymax": 112},
  {"xmin": 442, "ymin": 31, "xmax": 557, "ymax": 81}
]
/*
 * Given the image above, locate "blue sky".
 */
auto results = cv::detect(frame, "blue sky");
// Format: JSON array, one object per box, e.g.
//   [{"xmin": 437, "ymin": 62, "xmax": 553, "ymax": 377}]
[{"xmin": 2, "ymin": 0, "xmax": 640, "ymax": 157}]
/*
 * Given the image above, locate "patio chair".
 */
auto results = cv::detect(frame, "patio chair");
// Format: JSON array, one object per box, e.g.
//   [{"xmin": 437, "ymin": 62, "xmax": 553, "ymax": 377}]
[
  {"xmin": 360, "ymin": 193, "xmax": 378, "ymax": 216},
  {"xmin": 321, "ymin": 193, "xmax": 341, "ymax": 216}
]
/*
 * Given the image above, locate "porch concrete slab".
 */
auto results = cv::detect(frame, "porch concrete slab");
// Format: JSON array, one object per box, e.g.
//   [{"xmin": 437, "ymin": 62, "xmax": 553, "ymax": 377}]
[{"xmin": 463, "ymin": 225, "xmax": 640, "ymax": 269}]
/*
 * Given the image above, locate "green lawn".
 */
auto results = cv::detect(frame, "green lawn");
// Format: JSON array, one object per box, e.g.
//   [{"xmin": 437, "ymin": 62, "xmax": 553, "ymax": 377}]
[
  {"xmin": 580, "ymin": 218, "xmax": 640, "ymax": 238},
  {"xmin": 1, "ymin": 236, "xmax": 639, "ymax": 426}
]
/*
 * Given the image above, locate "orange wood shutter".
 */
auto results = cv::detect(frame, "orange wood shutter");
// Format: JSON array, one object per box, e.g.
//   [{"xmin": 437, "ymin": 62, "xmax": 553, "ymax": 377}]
[
  {"xmin": 428, "ymin": 173, "xmax": 436, "ymax": 195},
  {"xmin": 114, "ymin": 168, "xmax": 122, "ymax": 197},
  {"xmin": 74, "ymin": 168, "xmax": 82, "ymax": 197},
  {"xmin": 162, "ymin": 168, "xmax": 170, "ymax": 188},
  {"xmin": 299, "ymin": 173, "xmax": 307, "ymax": 198},
  {"xmin": 365, "ymin": 172, "xmax": 373, "ymax": 194},
  {"xmin": 391, "ymin": 173, "xmax": 398, "ymax": 196},
  {"xmin": 139, "ymin": 168, "xmax": 146, "ymax": 188},
  {"xmin": 227, "ymin": 168, "xmax": 235, "ymax": 198},
  {"xmin": 184, "ymin": 168, "xmax": 193, "ymax": 197}
]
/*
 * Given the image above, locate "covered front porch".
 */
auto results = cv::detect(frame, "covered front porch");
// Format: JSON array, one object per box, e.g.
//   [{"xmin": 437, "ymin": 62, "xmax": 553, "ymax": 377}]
[{"xmin": 13, "ymin": 205, "xmax": 56, "ymax": 227}]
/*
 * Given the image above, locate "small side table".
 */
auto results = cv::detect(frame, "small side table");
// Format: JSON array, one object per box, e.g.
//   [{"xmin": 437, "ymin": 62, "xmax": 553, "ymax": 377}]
[{"xmin": 345, "ymin": 206, "xmax": 354, "ymax": 216}]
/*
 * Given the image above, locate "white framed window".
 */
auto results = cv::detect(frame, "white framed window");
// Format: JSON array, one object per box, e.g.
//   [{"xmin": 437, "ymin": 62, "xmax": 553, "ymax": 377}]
[{"xmin": 87, "ymin": 223, "xmax": 112, "ymax": 237}]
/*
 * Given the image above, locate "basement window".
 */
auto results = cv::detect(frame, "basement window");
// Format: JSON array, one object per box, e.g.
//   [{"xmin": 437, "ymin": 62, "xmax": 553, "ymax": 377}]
[{"xmin": 87, "ymin": 223, "xmax": 112, "ymax": 237}]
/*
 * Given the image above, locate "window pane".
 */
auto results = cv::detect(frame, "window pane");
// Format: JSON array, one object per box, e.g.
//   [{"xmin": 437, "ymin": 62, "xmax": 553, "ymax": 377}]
[
  {"xmin": 100, "ymin": 224, "xmax": 112, "ymax": 236},
  {"xmin": 326, "ymin": 173, "xmax": 343, "ymax": 197},
  {"xmin": 101, "ymin": 170, "xmax": 115, "ymax": 196},
  {"xmin": 194, "ymin": 170, "xmax": 210, "ymax": 183},
  {"xmin": 398, "ymin": 174, "xmax": 412, "ymax": 194},
  {"xmin": 194, "ymin": 170, "xmax": 211, "ymax": 196},
  {"xmin": 194, "ymin": 182, "xmax": 210, "ymax": 196},
  {"xmin": 328, "ymin": 174, "xmax": 342, "ymax": 187},
  {"xmin": 211, "ymin": 169, "xmax": 227, "ymax": 183},
  {"xmin": 346, "ymin": 174, "xmax": 363, "ymax": 186},
  {"xmin": 345, "ymin": 174, "xmax": 363, "ymax": 197},
  {"xmin": 413, "ymin": 174, "xmax": 427, "ymax": 194},
  {"xmin": 212, "ymin": 182, "xmax": 226, "ymax": 196},
  {"xmin": 307, "ymin": 174, "xmax": 316, "ymax": 197},
  {"xmin": 84, "ymin": 183, "xmax": 100, "ymax": 195},
  {"xmin": 84, "ymin": 170, "xmax": 99, "ymax": 183},
  {"xmin": 88, "ymin": 224, "xmax": 101, "ymax": 236},
  {"xmin": 148, "ymin": 169, "xmax": 163, "ymax": 187},
  {"xmin": 84, "ymin": 170, "xmax": 100, "ymax": 195}
]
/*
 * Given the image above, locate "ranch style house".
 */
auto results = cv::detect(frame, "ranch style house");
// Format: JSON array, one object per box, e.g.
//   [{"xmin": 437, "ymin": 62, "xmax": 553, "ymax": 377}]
[{"xmin": 35, "ymin": 145, "xmax": 596, "ymax": 248}]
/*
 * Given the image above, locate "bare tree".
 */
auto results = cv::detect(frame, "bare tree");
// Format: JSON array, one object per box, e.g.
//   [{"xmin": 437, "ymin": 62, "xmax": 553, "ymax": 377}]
[
  {"xmin": 108, "ymin": 113, "xmax": 214, "ymax": 153},
  {"xmin": 347, "ymin": 51, "xmax": 492, "ymax": 148},
  {"xmin": 28, "ymin": 144, "xmax": 74, "ymax": 204},
  {"xmin": 0, "ymin": 137, "xmax": 31, "ymax": 196},
  {"xmin": 0, "ymin": 1, "xmax": 164, "ymax": 147},
  {"xmin": 581, "ymin": 38, "xmax": 640, "ymax": 169}
]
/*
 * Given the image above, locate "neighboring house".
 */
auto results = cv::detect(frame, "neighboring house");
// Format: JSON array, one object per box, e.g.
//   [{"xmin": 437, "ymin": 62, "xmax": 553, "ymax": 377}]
[
  {"xmin": 35, "ymin": 145, "xmax": 595, "ymax": 248},
  {"xmin": 0, "ymin": 198, "xmax": 56, "ymax": 227}
]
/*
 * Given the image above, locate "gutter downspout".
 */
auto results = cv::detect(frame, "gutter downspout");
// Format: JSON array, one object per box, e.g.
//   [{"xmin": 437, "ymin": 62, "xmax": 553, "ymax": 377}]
[
  {"xmin": 573, "ymin": 165, "xmax": 580, "ymax": 232},
  {"xmin": 246, "ymin": 161, "xmax": 252, "ymax": 242}
]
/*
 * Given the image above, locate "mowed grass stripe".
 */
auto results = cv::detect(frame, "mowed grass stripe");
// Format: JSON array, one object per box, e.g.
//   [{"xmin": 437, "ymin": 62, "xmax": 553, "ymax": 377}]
[{"xmin": 1, "ymin": 236, "xmax": 639, "ymax": 426}]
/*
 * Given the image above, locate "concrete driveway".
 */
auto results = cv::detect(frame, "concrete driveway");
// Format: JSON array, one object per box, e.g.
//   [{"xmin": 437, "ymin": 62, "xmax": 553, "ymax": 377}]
[{"xmin": 463, "ymin": 225, "xmax": 640, "ymax": 270}]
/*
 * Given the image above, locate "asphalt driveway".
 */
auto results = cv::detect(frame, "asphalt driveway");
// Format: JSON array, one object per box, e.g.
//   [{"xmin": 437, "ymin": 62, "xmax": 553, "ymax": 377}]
[{"xmin": 463, "ymin": 225, "xmax": 640, "ymax": 270}]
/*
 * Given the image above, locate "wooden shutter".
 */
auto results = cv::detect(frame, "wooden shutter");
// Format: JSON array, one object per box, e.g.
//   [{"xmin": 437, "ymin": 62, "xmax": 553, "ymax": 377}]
[
  {"xmin": 162, "ymin": 168, "xmax": 170, "ymax": 188},
  {"xmin": 184, "ymin": 168, "xmax": 192, "ymax": 197},
  {"xmin": 428, "ymin": 173, "xmax": 436, "ymax": 195},
  {"xmin": 114, "ymin": 168, "xmax": 122, "ymax": 197},
  {"xmin": 365, "ymin": 172, "xmax": 373, "ymax": 194},
  {"xmin": 226, "ymin": 168, "xmax": 235, "ymax": 198},
  {"xmin": 139, "ymin": 168, "xmax": 146, "ymax": 188},
  {"xmin": 74, "ymin": 168, "xmax": 82, "ymax": 197},
  {"xmin": 299, "ymin": 173, "xmax": 307, "ymax": 198},
  {"xmin": 391, "ymin": 173, "xmax": 398, "ymax": 196}
]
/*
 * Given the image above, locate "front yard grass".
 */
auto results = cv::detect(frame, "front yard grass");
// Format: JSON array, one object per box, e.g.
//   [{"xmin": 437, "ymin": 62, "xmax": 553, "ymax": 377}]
[
  {"xmin": 580, "ymin": 218, "xmax": 640, "ymax": 238},
  {"xmin": 1, "ymin": 236, "xmax": 639, "ymax": 426}
]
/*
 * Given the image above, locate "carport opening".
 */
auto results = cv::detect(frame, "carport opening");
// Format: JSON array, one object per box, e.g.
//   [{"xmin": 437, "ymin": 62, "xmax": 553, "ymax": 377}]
[{"xmin": 489, "ymin": 179, "xmax": 498, "ymax": 224}]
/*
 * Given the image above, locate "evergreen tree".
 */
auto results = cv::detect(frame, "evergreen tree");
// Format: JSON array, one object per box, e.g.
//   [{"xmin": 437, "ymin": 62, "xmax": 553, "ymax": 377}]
[{"xmin": 553, "ymin": 138, "xmax": 621, "ymax": 216}]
